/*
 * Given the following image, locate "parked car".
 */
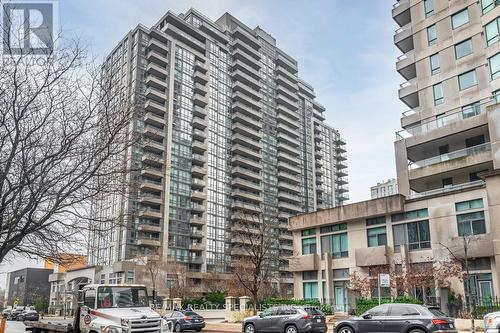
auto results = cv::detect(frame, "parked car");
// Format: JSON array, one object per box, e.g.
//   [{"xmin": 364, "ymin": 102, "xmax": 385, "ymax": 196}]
[
  {"xmin": 484, "ymin": 311, "xmax": 500, "ymax": 333},
  {"xmin": 1, "ymin": 309, "xmax": 11, "ymax": 318},
  {"xmin": 242, "ymin": 305, "xmax": 327, "ymax": 333},
  {"xmin": 8, "ymin": 307, "xmax": 24, "ymax": 320},
  {"xmin": 163, "ymin": 310, "xmax": 205, "ymax": 332},
  {"xmin": 17, "ymin": 309, "xmax": 39, "ymax": 321},
  {"xmin": 333, "ymin": 303, "xmax": 456, "ymax": 333}
]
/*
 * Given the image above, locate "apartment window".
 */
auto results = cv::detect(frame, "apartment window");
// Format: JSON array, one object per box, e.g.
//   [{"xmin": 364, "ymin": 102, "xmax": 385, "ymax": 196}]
[
  {"xmin": 457, "ymin": 211, "xmax": 486, "ymax": 236},
  {"xmin": 303, "ymin": 282, "xmax": 318, "ymax": 300},
  {"xmin": 456, "ymin": 199, "xmax": 484, "ymax": 212},
  {"xmin": 485, "ymin": 18, "xmax": 500, "ymax": 46},
  {"xmin": 459, "ymin": 70, "xmax": 477, "ymax": 90},
  {"xmin": 367, "ymin": 216, "xmax": 386, "ymax": 226},
  {"xmin": 455, "ymin": 39, "xmax": 473, "ymax": 59},
  {"xmin": 470, "ymin": 172, "xmax": 481, "ymax": 182},
  {"xmin": 321, "ymin": 233, "xmax": 348, "ymax": 258},
  {"xmin": 481, "ymin": 0, "xmax": 499, "ymax": 13},
  {"xmin": 427, "ymin": 25, "xmax": 437, "ymax": 45},
  {"xmin": 126, "ymin": 271, "xmax": 135, "ymax": 283},
  {"xmin": 391, "ymin": 209, "xmax": 428, "ymax": 222},
  {"xmin": 367, "ymin": 226, "xmax": 388, "ymax": 247},
  {"xmin": 302, "ymin": 271, "xmax": 318, "ymax": 280},
  {"xmin": 393, "ymin": 220, "xmax": 431, "ymax": 252},
  {"xmin": 489, "ymin": 53, "xmax": 500, "ymax": 80},
  {"xmin": 424, "ymin": 0, "xmax": 434, "ymax": 17},
  {"xmin": 320, "ymin": 223, "xmax": 347, "ymax": 233},
  {"xmin": 443, "ymin": 177, "xmax": 453, "ymax": 188},
  {"xmin": 302, "ymin": 237, "xmax": 317, "ymax": 255},
  {"xmin": 302, "ymin": 228, "xmax": 316, "ymax": 236},
  {"xmin": 433, "ymin": 83, "xmax": 444, "ymax": 105},
  {"xmin": 451, "ymin": 9, "xmax": 469, "ymax": 29},
  {"xmin": 333, "ymin": 268, "xmax": 350, "ymax": 279},
  {"xmin": 430, "ymin": 53, "xmax": 440, "ymax": 75},
  {"xmin": 462, "ymin": 102, "xmax": 481, "ymax": 119}
]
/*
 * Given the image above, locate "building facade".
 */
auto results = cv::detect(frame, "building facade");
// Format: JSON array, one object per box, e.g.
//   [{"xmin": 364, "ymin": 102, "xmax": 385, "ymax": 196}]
[
  {"xmin": 4, "ymin": 268, "xmax": 52, "ymax": 307},
  {"xmin": 289, "ymin": 0, "xmax": 500, "ymax": 313},
  {"xmin": 370, "ymin": 178, "xmax": 398, "ymax": 199},
  {"xmin": 88, "ymin": 9, "xmax": 348, "ymax": 293}
]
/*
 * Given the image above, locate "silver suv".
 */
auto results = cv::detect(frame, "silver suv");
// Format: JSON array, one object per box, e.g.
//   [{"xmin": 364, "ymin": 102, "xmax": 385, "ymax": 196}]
[{"xmin": 242, "ymin": 306, "xmax": 327, "ymax": 333}]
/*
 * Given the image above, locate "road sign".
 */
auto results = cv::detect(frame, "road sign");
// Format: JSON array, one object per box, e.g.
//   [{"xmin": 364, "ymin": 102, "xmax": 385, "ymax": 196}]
[{"xmin": 379, "ymin": 274, "xmax": 390, "ymax": 287}]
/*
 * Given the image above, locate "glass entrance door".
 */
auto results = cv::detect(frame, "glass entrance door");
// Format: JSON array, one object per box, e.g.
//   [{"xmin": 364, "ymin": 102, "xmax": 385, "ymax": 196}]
[{"xmin": 334, "ymin": 286, "xmax": 346, "ymax": 312}]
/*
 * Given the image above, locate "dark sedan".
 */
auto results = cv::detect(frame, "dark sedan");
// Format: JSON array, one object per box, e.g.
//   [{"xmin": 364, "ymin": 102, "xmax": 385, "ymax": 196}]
[
  {"xmin": 18, "ymin": 310, "xmax": 39, "ymax": 321},
  {"xmin": 242, "ymin": 306, "xmax": 327, "ymax": 333},
  {"xmin": 164, "ymin": 310, "xmax": 205, "ymax": 332},
  {"xmin": 333, "ymin": 303, "xmax": 456, "ymax": 333}
]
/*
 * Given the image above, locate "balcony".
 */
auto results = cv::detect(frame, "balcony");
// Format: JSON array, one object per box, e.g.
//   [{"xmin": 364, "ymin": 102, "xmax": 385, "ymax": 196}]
[
  {"xmin": 230, "ymin": 38, "xmax": 260, "ymax": 61},
  {"xmin": 408, "ymin": 180, "xmax": 485, "ymax": 199},
  {"xmin": 191, "ymin": 165, "xmax": 206, "ymax": 177},
  {"xmin": 394, "ymin": 22, "xmax": 414, "ymax": 53},
  {"xmin": 139, "ymin": 208, "xmax": 162, "ymax": 219},
  {"xmin": 192, "ymin": 128, "xmax": 206, "ymax": 141},
  {"xmin": 232, "ymin": 58, "xmax": 260, "ymax": 81},
  {"xmin": 192, "ymin": 115, "xmax": 207, "ymax": 130},
  {"xmin": 145, "ymin": 86, "xmax": 167, "ymax": 104},
  {"xmin": 232, "ymin": 200, "xmax": 261, "ymax": 214},
  {"xmin": 146, "ymin": 75, "xmax": 168, "ymax": 91},
  {"xmin": 192, "ymin": 141, "xmax": 207, "ymax": 155},
  {"xmin": 232, "ymin": 26, "xmax": 260, "ymax": 50},
  {"xmin": 232, "ymin": 111, "xmax": 261, "ymax": 130},
  {"xmin": 193, "ymin": 105, "xmax": 207, "ymax": 118},
  {"xmin": 232, "ymin": 155, "xmax": 261, "ymax": 170},
  {"xmin": 194, "ymin": 60, "xmax": 208, "ymax": 73},
  {"xmin": 145, "ymin": 100, "xmax": 166, "ymax": 117},
  {"xmin": 190, "ymin": 229, "xmax": 204, "ymax": 239},
  {"xmin": 190, "ymin": 216, "xmax": 206, "ymax": 226},
  {"xmin": 232, "ymin": 166, "xmax": 261, "ymax": 182},
  {"xmin": 193, "ymin": 82, "xmax": 207, "ymax": 95},
  {"xmin": 232, "ymin": 188, "xmax": 261, "ymax": 203},
  {"xmin": 276, "ymin": 73, "xmax": 299, "ymax": 92},
  {"xmin": 278, "ymin": 141, "xmax": 300, "ymax": 156},
  {"xmin": 233, "ymin": 133, "xmax": 261, "ymax": 150},
  {"xmin": 193, "ymin": 92, "xmax": 208, "ymax": 107},
  {"xmin": 232, "ymin": 122, "xmax": 262, "ymax": 140},
  {"xmin": 233, "ymin": 91, "xmax": 261, "ymax": 109},
  {"xmin": 146, "ymin": 49, "xmax": 168, "ymax": 67},
  {"xmin": 277, "ymin": 122, "xmax": 299, "ymax": 139},
  {"xmin": 191, "ymin": 190, "xmax": 207, "ymax": 201},
  {"xmin": 278, "ymin": 181, "xmax": 300, "ymax": 193},
  {"xmin": 289, "ymin": 254, "xmax": 319, "ymax": 272},
  {"xmin": 140, "ymin": 179, "xmax": 162, "ymax": 192},
  {"xmin": 355, "ymin": 246, "xmax": 389, "ymax": 267},
  {"xmin": 233, "ymin": 80, "xmax": 260, "ymax": 101},
  {"xmin": 276, "ymin": 53, "xmax": 298, "ymax": 75},
  {"xmin": 144, "ymin": 112, "xmax": 165, "ymax": 128},
  {"xmin": 232, "ymin": 177, "xmax": 261, "ymax": 192},
  {"xmin": 143, "ymin": 139, "xmax": 164, "ymax": 154},
  {"xmin": 335, "ymin": 177, "xmax": 348, "ymax": 185},
  {"xmin": 446, "ymin": 234, "xmax": 494, "ymax": 259},
  {"xmin": 278, "ymin": 170, "xmax": 300, "ymax": 184},
  {"xmin": 141, "ymin": 152, "xmax": 163, "ymax": 166},
  {"xmin": 189, "ymin": 242, "xmax": 205, "ymax": 251},
  {"xmin": 396, "ymin": 51, "xmax": 416, "ymax": 81},
  {"xmin": 277, "ymin": 112, "xmax": 299, "ymax": 129},
  {"xmin": 191, "ymin": 178, "xmax": 206, "ymax": 189},
  {"xmin": 192, "ymin": 154, "xmax": 206, "ymax": 166},
  {"xmin": 277, "ymin": 104, "xmax": 299, "ymax": 121},
  {"xmin": 190, "ymin": 202, "xmax": 205, "ymax": 213},
  {"xmin": 276, "ymin": 66, "xmax": 298, "ymax": 85},
  {"xmin": 141, "ymin": 167, "xmax": 163, "ymax": 179},
  {"xmin": 278, "ymin": 200, "xmax": 302, "ymax": 213},
  {"xmin": 277, "ymin": 161, "xmax": 300, "ymax": 175},
  {"xmin": 277, "ymin": 93, "xmax": 298, "ymax": 111},
  {"xmin": 148, "ymin": 38, "xmax": 168, "ymax": 55},
  {"xmin": 232, "ymin": 101, "xmax": 262, "ymax": 120},
  {"xmin": 278, "ymin": 191, "xmax": 301, "ymax": 204},
  {"xmin": 398, "ymin": 78, "xmax": 418, "ymax": 109},
  {"xmin": 146, "ymin": 62, "xmax": 168, "ymax": 79},
  {"xmin": 277, "ymin": 84, "xmax": 298, "ymax": 102},
  {"xmin": 138, "ymin": 224, "xmax": 162, "ymax": 233},
  {"xmin": 392, "ymin": 0, "xmax": 411, "ymax": 27},
  {"xmin": 232, "ymin": 143, "xmax": 261, "ymax": 160},
  {"xmin": 193, "ymin": 71, "xmax": 209, "ymax": 85},
  {"xmin": 277, "ymin": 132, "xmax": 299, "ymax": 148},
  {"xmin": 277, "ymin": 150, "xmax": 299, "ymax": 165},
  {"xmin": 137, "ymin": 238, "xmax": 161, "ymax": 247},
  {"xmin": 232, "ymin": 49, "xmax": 260, "ymax": 70},
  {"xmin": 409, "ymin": 143, "xmax": 492, "ymax": 171},
  {"xmin": 232, "ymin": 68, "xmax": 261, "ymax": 91}
]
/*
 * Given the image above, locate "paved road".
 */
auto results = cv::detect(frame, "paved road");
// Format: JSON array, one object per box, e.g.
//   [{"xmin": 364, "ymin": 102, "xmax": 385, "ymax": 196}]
[{"xmin": 5, "ymin": 320, "xmax": 26, "ymax": 333}]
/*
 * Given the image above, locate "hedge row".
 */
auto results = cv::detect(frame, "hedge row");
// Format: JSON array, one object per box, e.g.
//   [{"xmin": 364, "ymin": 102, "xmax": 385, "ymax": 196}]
[{"xmin": 355, "ymin": 297, "xmax": 423, "ymax": 315}]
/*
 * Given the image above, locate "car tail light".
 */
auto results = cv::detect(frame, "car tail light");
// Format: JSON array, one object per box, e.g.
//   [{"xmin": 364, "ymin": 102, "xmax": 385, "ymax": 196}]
[
  {"xmin": 432, "ymin": 319, "xmax": 449, "ymax": 325},
  {"xmin": 184, "ymin": 316, "xmax": 192, "ymax": 321},
  {"xmin": 302, "ymin": 314, "xmax": 311, "ymax": 319}
]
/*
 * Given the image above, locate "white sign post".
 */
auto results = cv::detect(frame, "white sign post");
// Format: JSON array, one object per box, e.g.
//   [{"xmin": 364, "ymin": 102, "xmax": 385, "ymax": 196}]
[{"xmin": 378, "ymin": 274, "xmax": 390, "ymax": 305}]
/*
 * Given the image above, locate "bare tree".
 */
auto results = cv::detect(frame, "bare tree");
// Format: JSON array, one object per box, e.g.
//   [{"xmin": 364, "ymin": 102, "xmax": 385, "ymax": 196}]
[
  {"xmin": 0, "ymin": 34, "xmax": 136, "ymax": 262},
  {"xmin": 230, "ymin": 205, "xmax": 280, "ymax": 314}
]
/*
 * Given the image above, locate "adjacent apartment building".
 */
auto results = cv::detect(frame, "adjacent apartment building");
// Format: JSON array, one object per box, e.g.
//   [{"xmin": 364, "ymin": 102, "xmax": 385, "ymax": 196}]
[
  {"xmin": 288, "ymin": 0, "xmax": 500, "ymax": 313},
  {"xmin": 370, "ymin": 178, "xmax": 399, "ymax": 199},
  {"xmin": 4, "ymin": 268, "xmax": 52, "ymax": 307},
  {"xmin": 88, "ymin": 9, "xmax": 348, "ymax": 294}
]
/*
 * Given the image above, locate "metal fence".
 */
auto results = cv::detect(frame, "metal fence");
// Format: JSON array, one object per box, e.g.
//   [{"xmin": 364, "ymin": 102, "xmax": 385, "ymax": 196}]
[{"xmin": 447, "ymin": 296, "xmax": 500, "ymax": 319}]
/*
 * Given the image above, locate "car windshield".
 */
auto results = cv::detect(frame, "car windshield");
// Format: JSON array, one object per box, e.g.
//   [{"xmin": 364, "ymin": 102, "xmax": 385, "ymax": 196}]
[
  {"xmin": 183, "ymin": 311, "xmax": 199, "ymax": 316},
  {"xmin": 428, "ymin": 308, "xmax": 447, "ymax": 317},
  {"xmin": 97, "ymin": 286, "xmax": 149, "ymax": 308},
  {"xmin": 304, "ymin": 308, "xmax": 324, "ymax": 316}
]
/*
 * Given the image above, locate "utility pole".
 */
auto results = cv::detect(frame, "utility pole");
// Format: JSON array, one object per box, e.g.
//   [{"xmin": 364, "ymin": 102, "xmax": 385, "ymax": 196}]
[{"xmin": 463, "ymin": 237, "xmax": 475, "ymax": 333}]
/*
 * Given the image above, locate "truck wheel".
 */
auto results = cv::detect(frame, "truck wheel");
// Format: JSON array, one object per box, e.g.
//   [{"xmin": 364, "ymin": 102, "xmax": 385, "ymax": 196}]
[{"xmin": 174, "ymin": 323, "xmax": 181, "ymax": 332}]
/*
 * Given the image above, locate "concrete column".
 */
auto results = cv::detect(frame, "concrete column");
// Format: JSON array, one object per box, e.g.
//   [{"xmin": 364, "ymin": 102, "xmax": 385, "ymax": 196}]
[
  {"xmin": 324, "ymin": 253, "xmax": 333, "ymax": 305},
  {"xmin": 239, "ymin": 296, "xmax": 250, "ymax": 313},
  {"xmin": 225, "ymin": 296, "xmax": 236, "ymax": 322},
  {"xmin": 173, "ymin": 298, "xmax": 182, "ymax": 310},
  {"xmin": 394, "ymin": 139, "xmax": 410, "ymax": 197},
  {"xmin": 486, "ymin": 104, "xmax": 500, "ymax": 169}
]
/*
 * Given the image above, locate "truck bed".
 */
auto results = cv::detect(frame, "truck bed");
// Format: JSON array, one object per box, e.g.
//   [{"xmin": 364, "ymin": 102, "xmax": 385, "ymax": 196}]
[{"xmin": 24, "ymin": 320, "xmax": 74, "ymax": 332}]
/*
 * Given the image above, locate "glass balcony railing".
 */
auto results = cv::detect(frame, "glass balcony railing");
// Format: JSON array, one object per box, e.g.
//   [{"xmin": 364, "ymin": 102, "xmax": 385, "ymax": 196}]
[
  {"xmin": 408, "ymin": 180, "xmax": 485, "ymax": 199},
  {"xmin": 409, "ymin": 143, "xmax": 491, "ymax": 170},
  {"xmin": 397, "ymin": 98, "xmax": 494, "ymax": 139}
]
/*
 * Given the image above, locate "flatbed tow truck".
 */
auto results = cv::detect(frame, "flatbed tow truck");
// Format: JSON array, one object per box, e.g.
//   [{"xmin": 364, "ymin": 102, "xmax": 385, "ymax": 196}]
[{"xmin": 24, "ymin": 284, "xmax": 171, "ymax": 333}]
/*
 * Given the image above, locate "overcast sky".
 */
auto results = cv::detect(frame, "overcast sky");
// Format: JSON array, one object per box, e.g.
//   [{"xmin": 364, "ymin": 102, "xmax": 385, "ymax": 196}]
[{"xmin": 0, "ymin": 0, "xmax": 406, "ymax": 289}]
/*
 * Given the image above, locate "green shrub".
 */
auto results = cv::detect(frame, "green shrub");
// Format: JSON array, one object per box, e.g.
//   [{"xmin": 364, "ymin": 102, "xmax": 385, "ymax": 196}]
[
  {"xmin": 355, "ymin": 297, "xmax": 422, "ymax": 315},
  {"xmin": 265, "ymin": 298, "xmax": 333, "ymax": 315},
  {"xmin": 476, "ymin": 305, "xmax": 500, "ymax": 319}
]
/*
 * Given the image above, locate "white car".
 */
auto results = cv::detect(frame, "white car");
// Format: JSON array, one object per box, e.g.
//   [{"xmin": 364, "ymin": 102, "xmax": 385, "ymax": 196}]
[{"xmin": 484, "ymin": 311, "xmax": 500, "ymax": 333}]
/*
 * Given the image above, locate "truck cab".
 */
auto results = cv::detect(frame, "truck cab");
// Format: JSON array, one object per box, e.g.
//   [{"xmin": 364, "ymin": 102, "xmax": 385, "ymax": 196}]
[{"xmin": 78, "ymin": 284, "xmax": 170, "ymax": 333}]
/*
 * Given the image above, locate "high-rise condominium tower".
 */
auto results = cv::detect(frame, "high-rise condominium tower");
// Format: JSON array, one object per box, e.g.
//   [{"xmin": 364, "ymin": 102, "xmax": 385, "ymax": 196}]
[{"xmin": 88, "ymin": 9, "xmax": 348, "ymax": 292}]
